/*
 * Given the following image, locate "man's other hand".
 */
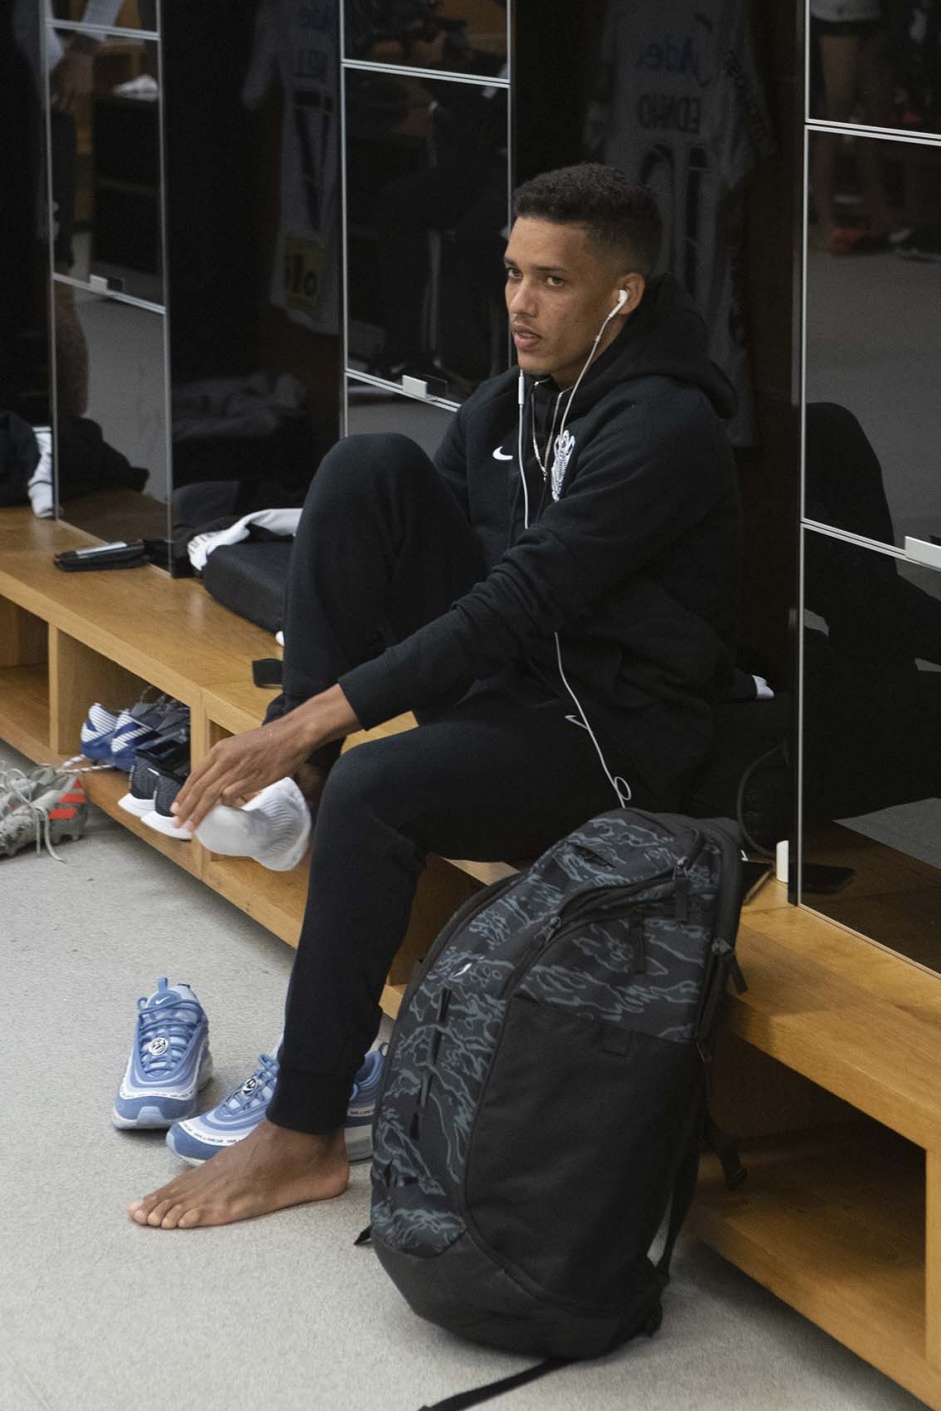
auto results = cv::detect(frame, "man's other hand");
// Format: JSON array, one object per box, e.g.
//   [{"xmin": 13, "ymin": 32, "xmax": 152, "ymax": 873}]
[
  {"xmin": 172, "ymin": 720, "xmax": 313, "ymax": 834},
  {"xmin": 172, "ymin": 685, "xmax": 360, "ymax": 832}
]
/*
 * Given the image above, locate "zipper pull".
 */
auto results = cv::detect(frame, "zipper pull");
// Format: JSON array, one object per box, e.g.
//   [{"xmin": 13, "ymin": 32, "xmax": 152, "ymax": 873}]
[
  {"xmin": 537, "ymin": 915, "xmax": 563, "ymax": 945},
  {"xmin": 505, "ymin": 915, "xmax": 562, "ymax": 995},
  {"xmin": 673, "ymin": 858, "xmax": 690, "ymax": 922},
  {"xmin": 712, "ymin": 937, "xmax": 747, "ymax": 993}
]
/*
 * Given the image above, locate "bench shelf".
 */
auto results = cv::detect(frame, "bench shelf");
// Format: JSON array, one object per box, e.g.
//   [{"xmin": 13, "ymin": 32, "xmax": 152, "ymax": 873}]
[
  {"xmin": 692, "ymin": 1125, "xmax": 932, "ymax": 1402},
  {"xmin": 4, "ymin": 505, "xmax": 941, "ymax": 1405}
]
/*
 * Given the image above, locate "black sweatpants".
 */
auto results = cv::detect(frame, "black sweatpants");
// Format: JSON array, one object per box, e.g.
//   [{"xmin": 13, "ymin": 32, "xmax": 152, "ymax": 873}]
[{"xmin": 265, "ymin": 433, "xmax": 656, "ymax": 1134}]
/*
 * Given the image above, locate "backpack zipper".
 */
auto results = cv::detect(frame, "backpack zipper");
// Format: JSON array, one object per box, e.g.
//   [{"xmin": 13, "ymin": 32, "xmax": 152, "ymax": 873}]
[
  {"xmin": 501, "ymin": 869, "xmax": 681, "ymax": 996},
  {"xmin": 375, "ymin": 873, "xmax": 519, "ymax": 1112}
]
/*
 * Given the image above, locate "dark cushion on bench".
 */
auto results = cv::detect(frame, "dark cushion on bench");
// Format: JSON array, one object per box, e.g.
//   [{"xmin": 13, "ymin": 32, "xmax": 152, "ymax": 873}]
[{"xmin": 201, "ymin": 540, "xmax": 293, "ymax": 635}]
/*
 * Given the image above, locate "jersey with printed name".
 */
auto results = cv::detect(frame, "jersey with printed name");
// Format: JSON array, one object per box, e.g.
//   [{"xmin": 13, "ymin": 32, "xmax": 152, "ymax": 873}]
[
  {"xmin": 585, "ymin": 0, "xmax": 774, "ymax": 444},
  {"xmin": 242, "ymin": 0, "xmax": 339, "ymax": 334}
]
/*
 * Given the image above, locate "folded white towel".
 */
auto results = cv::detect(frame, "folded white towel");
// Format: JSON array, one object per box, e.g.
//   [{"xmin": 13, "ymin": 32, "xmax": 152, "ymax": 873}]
[{"xmin": 188, "ymin": 508, "xmax": 302, "ymax": 572}]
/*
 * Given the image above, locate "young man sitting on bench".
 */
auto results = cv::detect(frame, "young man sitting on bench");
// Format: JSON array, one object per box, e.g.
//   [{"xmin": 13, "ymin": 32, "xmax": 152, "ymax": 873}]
[{"xmin": 129, "ymin": 162, "xmax": 741, "ymax": 1230}]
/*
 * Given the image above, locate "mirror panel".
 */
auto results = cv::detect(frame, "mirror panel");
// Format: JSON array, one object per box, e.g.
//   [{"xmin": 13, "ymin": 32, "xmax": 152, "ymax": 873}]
[
  {"xmin": 805, "ymin": 133, "xmax": 941, "ymax": 549},
  {"xmin": 344, "ymin": 71, "xmax": 509, "ymax": 402},
  {"xmin": 808, "ymin": 2, "xmax": 941, "ymax": 138},
  {"xmin": 160, "ymin": 0, "xmax": 341, "ymax": 572},
  {"xmin": 4, "ymin": 1, "xmax": 50, "ymax": 424},
  {"xmin": 47, "ymin": 28, "xmax": 163, "ymax": 304},
  {"xmin": 801, "ymin": 527, "xmax": 941, "ymax": 971},
  {"xmin": 344, "ymin": 0, "xmax": 507, "ymax": 78},
  {"xmin": 346, "ymin": 377, "xmax": 455, "ymax": 457},
  {"xmin": 49, "ymin": 2, "xmax": 159, "ymax": 34},
  {"xmin": 53, "ymin": 286, "xmax": 170, "ymax": 542}
]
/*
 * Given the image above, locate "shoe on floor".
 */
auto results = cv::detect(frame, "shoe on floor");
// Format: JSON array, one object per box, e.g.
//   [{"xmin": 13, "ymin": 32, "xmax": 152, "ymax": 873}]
[
  {"xmin": 0, "ymin": 770, "xmax": 88, "ymax": 858},
  {"xmin": 343, "ymin": 1047, "xmax": 385, "ymax": 1162},
  {"xmin": 113, "ymin": 978, "xmax": 212, "ymax": 1128},
  {"xmin": 0, "ymin": 764, "xmax": 67, "ymax": 821},
  {"xmin": 166, "ymin": 1044, "xmax": 385, "ymax": 1164},
  {"xmin": 194, "ymin": 777, "xmax": 311, "ymax": 871}
]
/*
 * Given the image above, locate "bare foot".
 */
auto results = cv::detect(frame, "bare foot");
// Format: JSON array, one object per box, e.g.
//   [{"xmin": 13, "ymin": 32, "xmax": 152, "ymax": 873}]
[{"xmin": 128, "ymin": 1118, "xmax": 349, "ymax": 1229}]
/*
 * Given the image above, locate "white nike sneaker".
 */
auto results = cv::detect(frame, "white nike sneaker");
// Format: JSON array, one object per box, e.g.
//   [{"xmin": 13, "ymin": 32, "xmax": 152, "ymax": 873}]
[{"xmin": 194, "ymin": 777, "xmax": 311, "ymax": 871}]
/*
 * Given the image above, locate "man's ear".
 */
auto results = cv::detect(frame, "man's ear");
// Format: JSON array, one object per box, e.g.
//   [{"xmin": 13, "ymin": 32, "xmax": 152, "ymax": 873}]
[{"xmin": 615, "ymin": 272, "xmax": 646, "ymax": 317}]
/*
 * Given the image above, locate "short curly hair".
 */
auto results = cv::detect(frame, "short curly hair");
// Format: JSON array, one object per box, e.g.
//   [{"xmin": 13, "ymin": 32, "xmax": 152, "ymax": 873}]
[{"xmin": 513, "ymin": 163, "xmax": 662, "ymax": 278}]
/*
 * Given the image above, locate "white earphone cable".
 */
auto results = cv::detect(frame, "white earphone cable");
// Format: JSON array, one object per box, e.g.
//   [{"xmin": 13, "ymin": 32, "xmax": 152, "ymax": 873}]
[{"xmin": 516, "ymin": 290, "xmax": 633, "ymax": 810}]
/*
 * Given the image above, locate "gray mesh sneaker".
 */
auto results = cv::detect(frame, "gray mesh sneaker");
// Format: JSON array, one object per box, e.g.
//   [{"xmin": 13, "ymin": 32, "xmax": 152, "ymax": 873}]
[
  {"xmin": 0, "ymin": 769, "xmax": 88, "ymax": 858},
  {"xmin": 0, "ymin": 765, "xmax": 62, "ymax": 821}
]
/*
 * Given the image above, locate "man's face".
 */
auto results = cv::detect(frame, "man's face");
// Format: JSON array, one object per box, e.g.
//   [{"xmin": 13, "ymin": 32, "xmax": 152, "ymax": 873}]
[{"xmin": 504, "ymin": 217, "xmax": 635, "ymax": 389}]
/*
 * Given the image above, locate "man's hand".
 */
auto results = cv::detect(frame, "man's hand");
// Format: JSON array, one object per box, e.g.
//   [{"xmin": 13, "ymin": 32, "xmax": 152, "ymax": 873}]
[{"xmin": 173, "ymin": 685, "xmax": 360, "ymax": 832}]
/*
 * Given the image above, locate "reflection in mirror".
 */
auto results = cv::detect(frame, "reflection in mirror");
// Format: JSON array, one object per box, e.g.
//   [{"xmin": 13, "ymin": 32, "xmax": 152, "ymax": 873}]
[
  {"xmin": 49, "ymin": 0, "xmax": 159, "ymax": 34},
  {"xmin": 162, "ymin": 0, "xmax": 341, "ymax": 576},
  {"xmin": 4, "ymin": 0, "xmax": 50, "ymax": 428},
  {"xmin": 344, "ymin": 72, "xmax": 508, "ymax": 401},
  {"xmin": 805, "ymin": 135, "xmax": 941, "ymax": 548},
  {"xmin": 48, "ymin": 29, "xmax": 163, "ymax": 305},
  {"xmin": 346, "ymin": 378, "xmax": 455, "ymax": 458},
  {"xmin": 580, "ymin": 1, "xmax": 775, "ymax": 447},
  {"xmin": 344, "ymin": 0, "xmax": 507, "ymax": 75},
  {"xmin": 53, "ymin": 289, "xmax": 169, "ymax": 543},
  {"xmin": 808, "ymin": 0, "xmax": 941, "ymax": 138},
  {"xmin": 802, "ymin": 527, "xmax": 941, "ymax": 970}
]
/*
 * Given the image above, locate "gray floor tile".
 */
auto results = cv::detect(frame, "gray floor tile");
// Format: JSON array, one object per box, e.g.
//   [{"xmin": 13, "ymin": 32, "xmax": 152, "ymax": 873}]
[{"xmin": 0, "ymin": 741, "xmax": 926, "ymax": 1411}]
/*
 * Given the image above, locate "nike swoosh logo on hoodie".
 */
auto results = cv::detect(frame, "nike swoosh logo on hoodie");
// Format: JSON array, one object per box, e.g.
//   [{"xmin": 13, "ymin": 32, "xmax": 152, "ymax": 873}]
[{"xmin": 492, "ymin": 446, "xmax": 514, "ymax": 461}]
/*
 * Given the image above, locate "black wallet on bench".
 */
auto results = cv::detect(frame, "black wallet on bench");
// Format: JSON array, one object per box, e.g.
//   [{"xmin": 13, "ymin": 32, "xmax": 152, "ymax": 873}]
[{"xmin": 54, "ymin": 540, "xmax": 149, "ymax": 572}]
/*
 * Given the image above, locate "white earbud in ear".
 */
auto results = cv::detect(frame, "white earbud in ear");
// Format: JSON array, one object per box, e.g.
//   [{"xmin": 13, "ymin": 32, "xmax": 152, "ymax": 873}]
[{"xmin": 615, "ymin": 289, "xmax": 629, "ymax": 309}]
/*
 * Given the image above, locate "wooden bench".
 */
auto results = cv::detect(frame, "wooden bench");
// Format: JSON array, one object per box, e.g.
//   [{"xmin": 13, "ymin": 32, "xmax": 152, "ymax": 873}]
[
  {"xmin": 4, "ymin": 505, "xmax": 941, "ymax": 1407},
  {"xmin": 0, "ymin": 508, "xmax": 510, "ymax": 1015}
]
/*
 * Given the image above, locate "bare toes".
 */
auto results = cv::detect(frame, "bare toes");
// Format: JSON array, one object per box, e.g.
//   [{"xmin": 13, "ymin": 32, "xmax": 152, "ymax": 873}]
[
  {"xmin": 129, "ymin": 1196, "xmax": 161, "ymax": 1225},
  {"xmin": 176, "ymin": 1206, "xmax": 206, "ymax": 1229},
  {"xmin": 160, "ymin": 1203, "xmax": 190, "ymax": 1230}
]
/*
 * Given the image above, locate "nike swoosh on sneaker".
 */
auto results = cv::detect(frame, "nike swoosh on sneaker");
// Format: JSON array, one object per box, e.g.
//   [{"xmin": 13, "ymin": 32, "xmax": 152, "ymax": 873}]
[{"xmin": 492, "ymin": 445, "xmax": 514, "ymax": 461}]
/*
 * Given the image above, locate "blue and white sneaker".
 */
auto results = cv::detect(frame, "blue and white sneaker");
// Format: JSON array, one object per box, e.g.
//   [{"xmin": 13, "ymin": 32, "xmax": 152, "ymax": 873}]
[
  {"xmin": 110, "ymin": 700, "xmax": 188, "ymax": 771},
  {"xmin": 343, "ymin": 1047, "xmax": 385, "ymax": 1161},
  {"xmin": 166, "ymin": 1044, "xmax": 385, "ymax": 1164},
  {"xmin": 80, "ymin": 703, "xmax": 120, "ymax": 761},
  {"xmin": 112, "ymin": 978, "xmax": 212, "ymax": 1129}
]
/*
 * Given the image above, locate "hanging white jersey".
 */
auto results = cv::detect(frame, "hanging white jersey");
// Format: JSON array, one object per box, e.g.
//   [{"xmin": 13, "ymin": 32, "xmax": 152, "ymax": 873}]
[
  {"xmin": 585, "ymin": 0, "xmax": 774, "ymax": 444},
  {"xmin": 242, "ymin": 0, "xmax": 339, "ymax": 334}
]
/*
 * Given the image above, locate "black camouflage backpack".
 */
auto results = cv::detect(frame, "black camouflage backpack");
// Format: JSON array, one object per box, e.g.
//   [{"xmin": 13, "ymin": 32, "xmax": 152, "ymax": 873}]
[{"xmin": 359, "ymin": 809, "xmax": 747, "ymax": 1410}]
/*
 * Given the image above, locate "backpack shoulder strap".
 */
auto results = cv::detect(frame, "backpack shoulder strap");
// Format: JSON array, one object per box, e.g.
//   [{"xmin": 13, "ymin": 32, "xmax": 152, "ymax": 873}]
[{"xmin": 417, "ymin": 1358, "xmax": 571, "ymax": 1411}]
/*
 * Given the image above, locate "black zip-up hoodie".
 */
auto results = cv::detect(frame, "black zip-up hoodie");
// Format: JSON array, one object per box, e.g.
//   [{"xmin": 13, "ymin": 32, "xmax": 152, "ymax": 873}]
[{"xmin": 340, "ymin": 275, "xmax": 741, "ymax": 801}]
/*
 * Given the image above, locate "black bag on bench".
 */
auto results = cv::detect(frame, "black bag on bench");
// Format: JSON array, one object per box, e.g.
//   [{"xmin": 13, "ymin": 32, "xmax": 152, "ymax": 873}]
[{"xmin": 360, "ymin": 809, "xmax": 746, "ymax": 1410}]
